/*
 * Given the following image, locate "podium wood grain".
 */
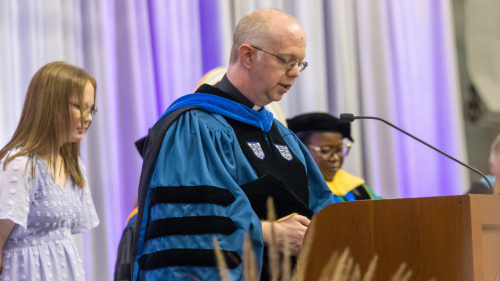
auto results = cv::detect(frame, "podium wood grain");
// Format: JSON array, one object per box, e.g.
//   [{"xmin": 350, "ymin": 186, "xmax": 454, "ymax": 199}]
[{"xmin": 303, "ymin": 195, "xmax": 500, "ymax": 281}]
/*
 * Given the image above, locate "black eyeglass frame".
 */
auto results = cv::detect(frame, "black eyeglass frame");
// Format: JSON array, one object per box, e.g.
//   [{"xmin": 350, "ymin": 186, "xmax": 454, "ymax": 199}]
[
  {"xmin": 250, "ymin": 45, "xmax": 308, "ymax": 72},
  {"xmin": 68, "ymin": 102, "xmax": 98, "ymax": 117}
]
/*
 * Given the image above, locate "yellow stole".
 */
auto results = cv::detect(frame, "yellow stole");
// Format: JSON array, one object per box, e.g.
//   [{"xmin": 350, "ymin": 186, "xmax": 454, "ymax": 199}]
[{"xmin": 326, "ymin": 169, "xmax": 365, "ymax": 196}]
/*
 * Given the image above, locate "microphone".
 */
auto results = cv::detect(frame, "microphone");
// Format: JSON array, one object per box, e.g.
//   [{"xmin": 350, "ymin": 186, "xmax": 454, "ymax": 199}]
[{"xmin": 339, "ymin": 113, "xmax": 494, "ymax": 190}]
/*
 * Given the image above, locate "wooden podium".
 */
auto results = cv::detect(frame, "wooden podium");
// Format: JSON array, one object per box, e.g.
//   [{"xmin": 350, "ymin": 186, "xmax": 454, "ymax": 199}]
[{"xmin": 303, "ymin": 195, "xmax": 500, "ymax": 280}]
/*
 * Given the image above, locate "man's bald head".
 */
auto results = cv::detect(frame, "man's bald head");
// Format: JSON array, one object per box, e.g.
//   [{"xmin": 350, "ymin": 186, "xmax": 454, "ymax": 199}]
[
  {"xmin": 229, "ymin": 8, "xmax": 302, "ymax": 64},
  {"xmin": 226, "ymin": 8, "xmax": 307, "ymax": 107}
]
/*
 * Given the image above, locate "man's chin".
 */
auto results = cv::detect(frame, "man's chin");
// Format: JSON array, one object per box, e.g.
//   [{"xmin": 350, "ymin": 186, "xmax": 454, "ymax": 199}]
[{"xmin": 270, "ymin": 92, "xmax": 286, "ymax": 102}]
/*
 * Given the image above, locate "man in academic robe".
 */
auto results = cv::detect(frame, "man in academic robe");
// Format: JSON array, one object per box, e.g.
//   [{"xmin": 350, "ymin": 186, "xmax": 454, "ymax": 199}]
[{"xmin": 131, "ymin": 8, "xmax": 335, "ymax": 281}]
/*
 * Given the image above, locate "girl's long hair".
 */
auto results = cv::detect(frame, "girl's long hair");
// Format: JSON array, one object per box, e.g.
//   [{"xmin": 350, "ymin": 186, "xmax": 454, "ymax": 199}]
[{"xmin": 0, "ymin": 61, "xmax": 96, "ymax": 187}]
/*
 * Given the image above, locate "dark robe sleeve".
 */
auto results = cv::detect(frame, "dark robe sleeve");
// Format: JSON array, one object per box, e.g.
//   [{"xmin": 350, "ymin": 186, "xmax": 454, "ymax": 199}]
[{"xmin": 115, "ymin": 218, "xmax": 137, "ymax": 281}]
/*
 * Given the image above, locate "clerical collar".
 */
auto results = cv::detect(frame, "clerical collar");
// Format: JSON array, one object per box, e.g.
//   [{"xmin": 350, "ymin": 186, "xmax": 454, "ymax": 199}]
[{"xmin": 214, "ymin": 74, "xmax": 262, "ymax": 111}]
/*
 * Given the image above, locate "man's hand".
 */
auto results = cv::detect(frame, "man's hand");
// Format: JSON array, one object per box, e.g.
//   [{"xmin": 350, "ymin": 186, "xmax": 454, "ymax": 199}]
[{"xmin": 261, "ymin": 214, "xmax": 310, "ymax": 257}]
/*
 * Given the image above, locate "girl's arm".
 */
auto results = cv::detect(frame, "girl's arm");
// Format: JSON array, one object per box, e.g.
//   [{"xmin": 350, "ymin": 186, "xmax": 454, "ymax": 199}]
[{"xmin": 0, "ymin": 219, "xmax": 14, "ymax": 275}]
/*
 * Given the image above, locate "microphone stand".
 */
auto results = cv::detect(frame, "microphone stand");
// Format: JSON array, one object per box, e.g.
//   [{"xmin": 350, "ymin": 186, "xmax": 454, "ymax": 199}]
[{"xmin": 340, "ymin": 114, "xmax": 494, "ymax": 190}]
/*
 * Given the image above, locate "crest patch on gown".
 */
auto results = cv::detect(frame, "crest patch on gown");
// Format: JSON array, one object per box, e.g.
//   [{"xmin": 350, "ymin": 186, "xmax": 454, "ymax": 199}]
[
  {"xmin": 275, "ymin": 144, "xmax": 293, "ymax": 161},
  {"xmin": 247, "ymin": 142, "xmax": 265, "ymax": 160}
]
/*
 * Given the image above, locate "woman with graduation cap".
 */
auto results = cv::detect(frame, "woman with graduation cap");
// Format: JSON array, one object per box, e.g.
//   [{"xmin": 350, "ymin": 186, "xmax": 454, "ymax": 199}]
[{"xmin": 287, "ymin": 113, "xmax": 381, "ymax": 202}]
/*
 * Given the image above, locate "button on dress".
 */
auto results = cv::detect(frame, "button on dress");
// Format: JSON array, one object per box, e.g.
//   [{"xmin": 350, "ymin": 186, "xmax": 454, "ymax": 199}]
[{"xmin": 0, "ymin": 149, "xmax": 99, "ymax": 281}]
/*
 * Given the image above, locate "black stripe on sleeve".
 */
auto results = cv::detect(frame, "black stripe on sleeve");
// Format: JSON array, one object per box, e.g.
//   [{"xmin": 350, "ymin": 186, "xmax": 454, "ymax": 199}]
[
  {"xmin": 132, "ymin": 106, "xmax": 199, "ymax": 276},
  {"xmin": 145, "ymin": 216, "xmax": 237, "ymax": 240},
  {"xmin": 138, "ymin": 248, "xmax": 242, "ymax": 270},
  {"xmin": 149, "ymin": 186, "xmax": 236, "ymax": 208}
]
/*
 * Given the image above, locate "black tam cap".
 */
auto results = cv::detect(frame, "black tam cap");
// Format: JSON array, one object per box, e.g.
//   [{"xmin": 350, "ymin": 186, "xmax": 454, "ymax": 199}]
[{"xmin": 287, "ymin": 113, "xmax": 354, "ymax": 142}]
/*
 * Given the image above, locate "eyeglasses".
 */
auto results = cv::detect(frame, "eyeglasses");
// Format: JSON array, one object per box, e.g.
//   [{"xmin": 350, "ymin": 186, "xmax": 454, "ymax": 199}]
[
  {"xmin": 250, "ymin": 45, "xmax": 308, "ymax": 72},
  {"xmin": 69, "ymin": 102, "xmax": 98, "ymax": 117},
  {"xmin": 308, "ymin": 142, "xmax": 351, "ymax": 159}
]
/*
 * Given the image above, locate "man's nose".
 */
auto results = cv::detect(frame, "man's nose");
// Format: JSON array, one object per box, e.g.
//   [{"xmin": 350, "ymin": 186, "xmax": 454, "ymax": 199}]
[{"xmin": 287, "ymin": 63, "xmax": 300, "ymax": 78}]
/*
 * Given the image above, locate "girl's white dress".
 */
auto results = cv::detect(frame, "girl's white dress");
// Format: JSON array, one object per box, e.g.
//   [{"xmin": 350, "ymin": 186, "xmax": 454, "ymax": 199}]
[{"xmin": 0, "ymin": 149, "xmax": 99, "ymax": 281}]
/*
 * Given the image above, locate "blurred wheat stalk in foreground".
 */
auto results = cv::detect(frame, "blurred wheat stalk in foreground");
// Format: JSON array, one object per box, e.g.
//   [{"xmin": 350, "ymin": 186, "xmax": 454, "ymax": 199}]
[{"xmin": 213, "ymin": 198, "xmax": 435, "ymax": 281}]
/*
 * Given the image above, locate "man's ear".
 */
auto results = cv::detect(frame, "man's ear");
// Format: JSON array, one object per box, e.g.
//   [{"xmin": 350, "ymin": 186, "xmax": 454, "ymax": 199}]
[{"xmin": 238, "ymin": 44, "xmax": 254, "ymax": 69}]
